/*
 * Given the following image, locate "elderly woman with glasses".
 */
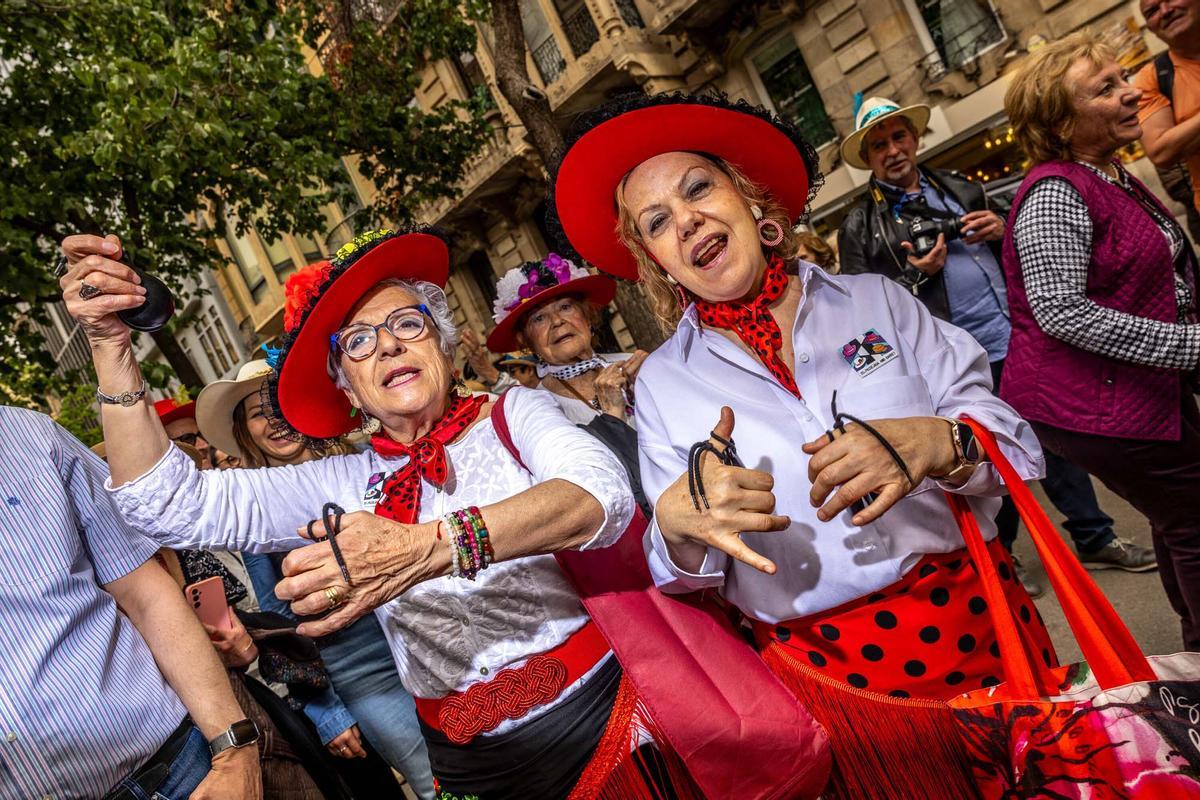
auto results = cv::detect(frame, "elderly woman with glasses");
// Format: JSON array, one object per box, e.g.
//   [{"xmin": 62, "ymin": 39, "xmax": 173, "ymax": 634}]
[
  {"xmin": 58, "ymin": 228, "xmax": 698, "ymax": 800},
  {"xmin": 485, "ymin": 254, "xmax": 650, "ymax": 515}
]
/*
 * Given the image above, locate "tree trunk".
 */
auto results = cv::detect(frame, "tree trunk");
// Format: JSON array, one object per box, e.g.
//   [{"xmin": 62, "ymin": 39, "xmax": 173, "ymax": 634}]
[
  {"xmin": 487, "ymin": 0, "xmax": 664, "ymax": 351},
  {"xmin": 152, "ymin": 327, "xmax": 205, "ymax": 395}
]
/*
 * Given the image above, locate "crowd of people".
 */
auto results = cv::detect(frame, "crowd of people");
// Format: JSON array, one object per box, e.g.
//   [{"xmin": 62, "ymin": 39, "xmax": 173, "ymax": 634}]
[{"xmin": 7, "ymin": 8, "xmax": 1200, "ymax": 799}]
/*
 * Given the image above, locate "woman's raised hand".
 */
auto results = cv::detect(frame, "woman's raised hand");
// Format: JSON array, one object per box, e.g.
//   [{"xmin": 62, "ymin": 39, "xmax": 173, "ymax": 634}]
[
  {"xmin": 593, "ymin": 363, "xmax": 630, "ymax": 418},
  {"xmin": 802, "ymin": 416, "xmax": 958, "ymax": 526},
  {"xmin": 58, "ymin": 234, "xmax": 146, "ymax": 344},
  {"xmin": 654, "ymin": 407, "xmax": 790, "ymax": 575}
]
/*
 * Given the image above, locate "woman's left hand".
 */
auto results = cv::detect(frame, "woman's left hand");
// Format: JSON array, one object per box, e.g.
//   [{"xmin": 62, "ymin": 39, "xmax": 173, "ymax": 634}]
[
  {"xmin": 801, "ymin": 417, "xmax": 957, "ymax": 526},
  {"xmin": 275, "ymin": 511, "xmax": 446, "ymax": 638},
  {"xmin": 593, "ymin": 363, "xmax": 631, "ymax": 418},
  {"xmin": 327, "ymin": 724, "xmax": 367, "ymax": 759}
]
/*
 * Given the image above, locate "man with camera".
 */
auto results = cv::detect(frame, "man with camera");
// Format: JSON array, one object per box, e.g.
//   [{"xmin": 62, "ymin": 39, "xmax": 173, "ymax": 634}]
[{"xmin": 837, "ymin": 97, "xmax": 1154, "ymax": 587}]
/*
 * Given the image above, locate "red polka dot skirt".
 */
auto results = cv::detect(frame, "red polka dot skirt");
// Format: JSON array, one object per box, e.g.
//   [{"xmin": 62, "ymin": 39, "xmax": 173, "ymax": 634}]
[{"xmin": 753, "ymin": 538, "xmax": 1057, "ymax": 700}]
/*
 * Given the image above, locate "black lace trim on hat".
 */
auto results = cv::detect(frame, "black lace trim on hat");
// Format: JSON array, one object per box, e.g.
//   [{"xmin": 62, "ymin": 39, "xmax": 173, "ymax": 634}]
[
  {"xmin": 262, "ymin": 224, "xmax": 449, "ymax": 449},
  {"xmin": 543, "ymin": 89, "xmax": 825, "ymax": 263}
]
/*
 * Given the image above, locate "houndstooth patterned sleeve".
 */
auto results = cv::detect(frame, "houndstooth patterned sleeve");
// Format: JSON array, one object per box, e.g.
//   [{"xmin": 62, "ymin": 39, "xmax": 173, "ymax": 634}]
[{"xmin": 1012, "ymin": 177, "xmax": 1200, "ymax": 370}]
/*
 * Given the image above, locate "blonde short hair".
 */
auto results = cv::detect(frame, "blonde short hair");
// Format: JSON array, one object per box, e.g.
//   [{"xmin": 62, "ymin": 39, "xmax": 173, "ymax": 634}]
[
  {"xmin": 615, "ymin": 154, "xmax": 802, "ymax": 332},
  {"xmin": 1005, "ymin": 30, "xmax": 1118, "ymax": 166}
]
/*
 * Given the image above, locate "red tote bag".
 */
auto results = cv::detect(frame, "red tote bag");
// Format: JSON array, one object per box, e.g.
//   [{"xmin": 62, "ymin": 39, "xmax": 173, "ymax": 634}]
[
  {"xmin": 948, "ymin": 418, "xmax": 1200, "ymax": 799},
  {"xmin": 491, "ymin": 394, "xmax": 832, "ymax": 800}
]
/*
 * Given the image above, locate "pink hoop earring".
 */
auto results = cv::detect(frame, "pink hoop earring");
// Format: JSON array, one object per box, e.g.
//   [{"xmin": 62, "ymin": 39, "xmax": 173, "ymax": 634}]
[{"xmin": 758, "ymin": 218, "xmax": 785, "ymax": 247}]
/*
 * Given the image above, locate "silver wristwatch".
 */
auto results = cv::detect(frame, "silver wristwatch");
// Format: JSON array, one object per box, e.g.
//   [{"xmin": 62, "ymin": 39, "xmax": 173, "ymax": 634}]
[
  {"xmin": 209, "ymin": 719, "xmax": 260, "ymax": 758},
  {"xmin": 95, "ymin": 380, "xmax": 148, "ymax": 407}
]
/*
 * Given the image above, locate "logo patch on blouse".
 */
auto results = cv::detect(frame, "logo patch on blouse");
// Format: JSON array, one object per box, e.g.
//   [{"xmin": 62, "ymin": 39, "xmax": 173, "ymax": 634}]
[
  {"xmin": 362, "ymin": 471, "xmax": 387, "ymax": 506},
  {"xmin": 842, "ymin": 329, "xmax": 897, "ymax": 378}
]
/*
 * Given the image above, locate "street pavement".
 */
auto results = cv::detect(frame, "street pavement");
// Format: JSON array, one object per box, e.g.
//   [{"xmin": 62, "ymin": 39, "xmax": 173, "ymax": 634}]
[{"xmin": 1016, "ymin": 479, "xmax": 1182, "ymax": 665}]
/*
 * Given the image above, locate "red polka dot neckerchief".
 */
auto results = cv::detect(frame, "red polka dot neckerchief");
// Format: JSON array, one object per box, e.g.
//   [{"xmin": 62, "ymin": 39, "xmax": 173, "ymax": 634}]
[
  {"xmin": 694, "ymin": 254, "xmax": 800, "ymax": 398},
  {"xmin": 369, "ymin": 394, "xmax": 487, "ymax": 524}
]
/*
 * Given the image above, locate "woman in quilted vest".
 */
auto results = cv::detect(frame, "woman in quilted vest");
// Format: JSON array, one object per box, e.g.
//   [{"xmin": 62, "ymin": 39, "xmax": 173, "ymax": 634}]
[{"xmin": 1004, "ymin": 31, "xmax": 1200, "ymax": 650}]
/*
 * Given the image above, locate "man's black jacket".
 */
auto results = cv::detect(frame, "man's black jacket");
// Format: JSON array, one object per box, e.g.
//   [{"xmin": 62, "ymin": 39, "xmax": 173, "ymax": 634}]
[{"xmin": 837, "ymin": 167, "xmax": 1004, "ymax": 321}]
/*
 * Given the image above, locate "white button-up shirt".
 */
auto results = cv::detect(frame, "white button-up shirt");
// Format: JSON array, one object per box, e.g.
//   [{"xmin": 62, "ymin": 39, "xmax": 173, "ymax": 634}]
[
  {"xmin": 637, "ymin": 261, "xmax": 1044, "ymax": 623},
  {"xmin": 109, "ymin": 388, "xmax": 633, "ymax": 732}
]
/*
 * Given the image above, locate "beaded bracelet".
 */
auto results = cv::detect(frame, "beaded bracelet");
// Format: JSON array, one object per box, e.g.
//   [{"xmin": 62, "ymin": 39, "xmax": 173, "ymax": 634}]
[
  {"xmin": 462, "ymin": 506, "xmax": 493, "ymax": 566},
  {"xmin": 443, "ymin": 506, "xmax": 492, "ymax": 580},
  {"xmin": 442, "ymin": 513, "xmax": 465, "ymax": 579}
]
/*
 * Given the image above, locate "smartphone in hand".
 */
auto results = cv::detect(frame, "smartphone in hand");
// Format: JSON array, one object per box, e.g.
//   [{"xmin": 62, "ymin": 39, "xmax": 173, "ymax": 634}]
[{"xmin": 184, "ymin": 575, "xmax": 232, "ymax": 630}]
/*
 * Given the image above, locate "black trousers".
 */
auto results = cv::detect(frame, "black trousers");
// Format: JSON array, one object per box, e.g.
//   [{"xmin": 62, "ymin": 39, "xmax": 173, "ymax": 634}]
[
  {"xmin": 990, "ymin": 360, "xmax": 1115, "ymax": 554},
  {"xmin": 1032, "ymin": 391, "xmax": 1200, "ymax": 651}
]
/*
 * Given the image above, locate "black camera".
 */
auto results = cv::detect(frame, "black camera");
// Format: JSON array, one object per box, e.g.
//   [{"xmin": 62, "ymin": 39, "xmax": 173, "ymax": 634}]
[{"xmin": 908, "ymin": 216, "xmax": 961, "ymax": 258}]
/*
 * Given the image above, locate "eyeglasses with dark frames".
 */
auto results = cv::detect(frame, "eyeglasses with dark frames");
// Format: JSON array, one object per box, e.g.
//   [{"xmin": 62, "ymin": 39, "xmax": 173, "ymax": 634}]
[{"xmin": 330, "ymin": 304, "xmax": 432, "ymax": 361}]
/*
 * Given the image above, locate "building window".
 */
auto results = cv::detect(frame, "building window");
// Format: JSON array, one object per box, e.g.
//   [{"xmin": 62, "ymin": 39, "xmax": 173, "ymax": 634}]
[
  {"xmin": 225, "ymin": 226, "xmax": 268, "ymax": 304},
  {"xmin": 453, "ymin": 49, "xmax": 497, "ymax": 109},
  {"xmin": 258, "ymin": 228, "xmax": 296, "ymax": 283},
  {"xmin": 917, "ymin": 0, "xmax": 1004, "ymax": 72},
  {"xmin": 294, "ymin": 232, "xmax": 324, "ymax": 265},
  {"xmin": 554, "ymin": 1, "xmax": 599, "ymax": 58},
  {"xmin": 750, "ymin": 34, "xmax": 836, "ymax": 147},
  {"xmin": 520, "ymin": 0, "xmax": 565, "ymax": 84},
  {"xmin": 195, "ymin": 310, "xmax": 237, "ymax": 377}
]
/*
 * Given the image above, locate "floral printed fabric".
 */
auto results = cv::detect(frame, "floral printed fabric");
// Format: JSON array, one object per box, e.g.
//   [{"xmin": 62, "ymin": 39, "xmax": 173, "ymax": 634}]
[{"xmin": 951, "ymin": 652, "xmax": 1200, "ymax": 798}]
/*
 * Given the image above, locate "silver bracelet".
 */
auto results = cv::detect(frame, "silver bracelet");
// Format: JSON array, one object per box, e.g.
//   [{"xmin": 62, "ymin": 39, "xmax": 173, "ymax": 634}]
[{"xmin": 96, "ymin": 379, "xmax": 147, "ymax": 407}]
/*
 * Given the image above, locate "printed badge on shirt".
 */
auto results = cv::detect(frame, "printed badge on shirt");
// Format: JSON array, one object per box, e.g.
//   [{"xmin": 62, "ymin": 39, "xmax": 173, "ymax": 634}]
[
  {"xmin": 363, "ymin": 471, "xmax": 386, "ymax": 506},
  {"xmin": 842, "ymin": 329, "xmax": 897, "ymax": 378}
]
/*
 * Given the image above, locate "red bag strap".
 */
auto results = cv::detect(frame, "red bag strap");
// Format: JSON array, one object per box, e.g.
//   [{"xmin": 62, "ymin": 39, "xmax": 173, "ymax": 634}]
[
  {"xmin": 945, "ymin": 492, "xmax": 1048, "ymax": 697},
  {"xmin": 957, "ymin": 417, "xmax": 1154, "ymax": 690},
  {"xmin": 490, "ymin": 392, "xmax": 529, "ymax": 471}
]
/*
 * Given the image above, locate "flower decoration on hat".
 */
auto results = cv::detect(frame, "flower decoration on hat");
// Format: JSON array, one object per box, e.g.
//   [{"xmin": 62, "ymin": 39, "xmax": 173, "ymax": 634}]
[
  {"xmin": 485, "ymin": 253, "xmax": 617, "ymax": 354},
  {"xmin": 492, "ymin": 253, "xmax": 591, "ymax": 321},
  {"xmin": 283, "ymin": 261, "xmax": 333, "ymax": 334}
]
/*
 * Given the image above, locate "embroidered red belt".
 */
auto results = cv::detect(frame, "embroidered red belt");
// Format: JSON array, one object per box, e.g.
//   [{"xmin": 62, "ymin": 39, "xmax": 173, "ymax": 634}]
[{"xmin": 414, "ymin": 620, "xmax": 610, "ymax": 744}]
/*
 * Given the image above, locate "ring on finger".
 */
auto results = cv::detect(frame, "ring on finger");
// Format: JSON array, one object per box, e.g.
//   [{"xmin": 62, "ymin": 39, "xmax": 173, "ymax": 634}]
[
  {"xmin": 324, "ymin": 585, "xmax": 345, "ymax": 610},
  {"xmin": 79, "ymin": 281, "xmax": 104, "ymax": 301},
  {"xmin": 54, "ymin": 255, "xmax": 69, "ymax": 278}
]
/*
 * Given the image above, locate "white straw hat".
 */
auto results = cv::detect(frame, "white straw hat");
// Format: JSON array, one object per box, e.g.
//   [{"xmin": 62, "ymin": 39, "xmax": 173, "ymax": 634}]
[
  {"xmin": 196, "ymin": 359, "xmax": 274, "ymax": 460},
  {"xmin": 840, "ymin": 96, "xmax": 931, "ymax": 170}
]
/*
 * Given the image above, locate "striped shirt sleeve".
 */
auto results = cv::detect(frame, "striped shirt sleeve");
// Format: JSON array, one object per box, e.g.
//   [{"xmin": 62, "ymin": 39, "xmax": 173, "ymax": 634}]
[
  {"xmin": 1012, "ymin": 177, "xmax": 1200, "ymax": 370},
  {"xmin": 52, "ymin": 420, "xmax": 158, "ymax": 584}
]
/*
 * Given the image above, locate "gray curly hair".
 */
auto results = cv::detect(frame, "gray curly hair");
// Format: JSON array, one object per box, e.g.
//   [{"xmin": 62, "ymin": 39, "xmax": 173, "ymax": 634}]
[{"xmin": 328, "ymin": 278, "xmax": 460, "ymax": 390}]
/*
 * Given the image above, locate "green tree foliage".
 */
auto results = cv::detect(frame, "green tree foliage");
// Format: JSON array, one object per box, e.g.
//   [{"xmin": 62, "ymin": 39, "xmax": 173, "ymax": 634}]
[{"xmin": 0, "ymin": 0, "xmax": 490, "ymax": 401}]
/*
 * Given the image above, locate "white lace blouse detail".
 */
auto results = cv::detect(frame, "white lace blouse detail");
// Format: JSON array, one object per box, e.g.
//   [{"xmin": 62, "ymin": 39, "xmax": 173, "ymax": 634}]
[{"xmin": 109, "ymin": 388, "xmax": 633, "ymax": 713}]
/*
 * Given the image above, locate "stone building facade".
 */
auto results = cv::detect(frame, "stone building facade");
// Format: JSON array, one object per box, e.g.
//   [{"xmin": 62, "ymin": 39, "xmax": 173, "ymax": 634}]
[{"xmin": 203, "ymin": 0, "xmax": 1156, "ymax": 363}]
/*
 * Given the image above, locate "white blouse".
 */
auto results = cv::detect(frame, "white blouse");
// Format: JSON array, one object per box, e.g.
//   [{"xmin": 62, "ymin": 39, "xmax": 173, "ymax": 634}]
[
  {"xmin": 637, "ymin": 261, "xmax": 1044, "ymax": 624},
  {"xmin": 538, "ymin": 352, "xmax": 634, "ymax": 426},
  {"xmin": 110, "ymin": 388, "xmax": 633, "ymax": 730}
]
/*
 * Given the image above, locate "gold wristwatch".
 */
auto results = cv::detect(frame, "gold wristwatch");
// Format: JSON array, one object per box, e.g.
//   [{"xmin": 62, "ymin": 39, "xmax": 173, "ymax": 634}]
[{"xmin": 940, "ymin": 418, "xmax": 982, "ymax": 481}]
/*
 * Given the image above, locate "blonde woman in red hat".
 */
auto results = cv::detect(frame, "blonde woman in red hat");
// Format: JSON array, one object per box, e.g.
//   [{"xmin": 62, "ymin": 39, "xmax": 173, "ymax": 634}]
[
  {"xmin": 58, "ymin": 227, "xmax": 697, "ymax": 800},
  {"xmin": 548, "ymin": 92, "xmax": 1055, "ymax": 797}
]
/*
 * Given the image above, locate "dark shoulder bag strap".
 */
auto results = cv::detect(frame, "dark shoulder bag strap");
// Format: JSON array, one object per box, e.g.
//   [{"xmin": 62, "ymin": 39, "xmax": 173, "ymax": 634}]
[{"xmin": 1156, "ymin": 50, "xmax": 1175, "ymax": 105}]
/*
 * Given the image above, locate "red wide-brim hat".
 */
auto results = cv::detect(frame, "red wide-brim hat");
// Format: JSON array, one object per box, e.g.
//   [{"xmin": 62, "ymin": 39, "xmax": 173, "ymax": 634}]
[
  {"xmin": 548, "ymin": 92, "xmax": 822, "ymax": 280},
  {"xmin": 485, "ymin": 274, "xmax": 616, "ymax": 353},
  {"xmin": 154, "ymin": 398, "xmax": 196, "ymax": 425},
  {"xmin": 268, "ymin": 228, "xmax": 450, "ymax": 441}
]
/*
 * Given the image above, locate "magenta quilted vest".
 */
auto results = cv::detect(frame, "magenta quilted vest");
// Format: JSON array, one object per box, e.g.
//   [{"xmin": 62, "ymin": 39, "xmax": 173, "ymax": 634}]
[{"xmin": 1001, "ymin": 160, "xmax": 1181, "ymax": 441}]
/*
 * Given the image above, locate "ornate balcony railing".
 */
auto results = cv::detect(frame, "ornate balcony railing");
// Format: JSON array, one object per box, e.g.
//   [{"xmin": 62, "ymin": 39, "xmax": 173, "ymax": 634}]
[
  {"xmin": 615, "ymin": 0, "xmax": 645, "ymax": 28},
  {"xmin": 532, "ymin": 37, "xmax": 566, "ymax": 84},
  {"xmin": 562, "ymin": 5, "xmax": 600, "ymax": 57},
  {"xmin": 917, "ymin": 12, "xmax": 1005, "ymax": 82}
]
